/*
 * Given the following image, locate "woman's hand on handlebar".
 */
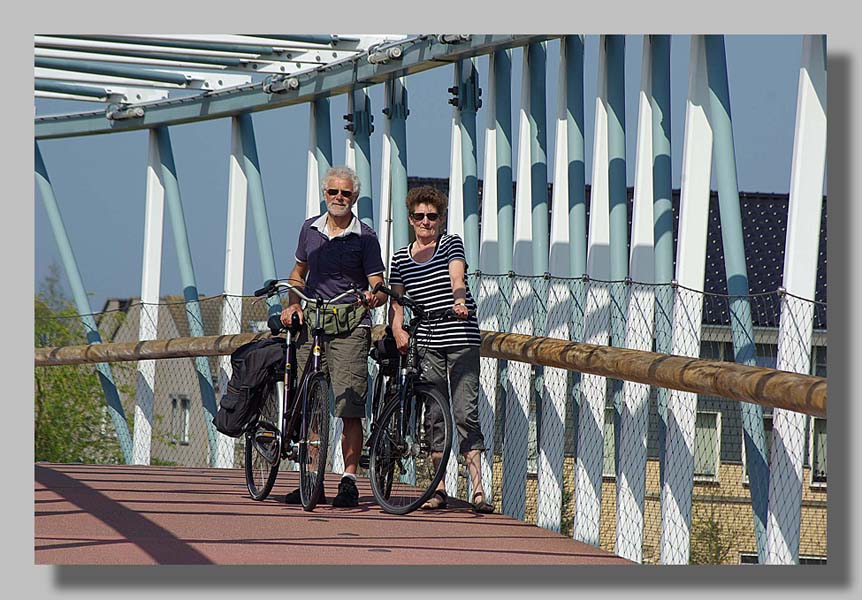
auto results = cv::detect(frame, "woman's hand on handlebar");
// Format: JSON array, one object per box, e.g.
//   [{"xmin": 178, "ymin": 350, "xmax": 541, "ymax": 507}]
[
  {"xmin": 281, "ymin": 303, "xmax": 303, "ymax": 327},
  {"xmin": 452, "ymin": 302, "xmax": 470, "ymax": 320},
  {"xmin": 394, "ymin": 327, "xmax": 410, "ymax": 355}
]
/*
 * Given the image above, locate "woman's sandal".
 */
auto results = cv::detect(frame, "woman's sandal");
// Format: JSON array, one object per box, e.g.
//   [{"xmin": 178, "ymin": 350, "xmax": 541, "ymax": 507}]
[
  {"xmin": 421, "ymin": 490, "xmax": 448, "ymax": 510},
  {"xmin": 471, "ymin": 491, "xmax": 495, "ymax": 514}
]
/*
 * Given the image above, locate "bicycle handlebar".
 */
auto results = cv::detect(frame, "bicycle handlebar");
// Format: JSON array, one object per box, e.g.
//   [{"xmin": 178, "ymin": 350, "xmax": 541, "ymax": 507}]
[
  {"xmin": 256, "ymin": 278, "xmax": 362, "ymax": 306},
  {"xmin": 372, "ymin": 282, "xmax": 417, "ymax": 311},
  {"xmin": 372, "ymin": 283, "xmax": 476, "ymax": 322}
]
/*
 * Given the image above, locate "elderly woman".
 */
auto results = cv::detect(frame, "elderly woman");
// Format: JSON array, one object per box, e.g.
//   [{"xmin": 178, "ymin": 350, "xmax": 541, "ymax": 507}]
[{"xmin": 387, "ymin": 185, "xmax": 493, "ymax": 513}]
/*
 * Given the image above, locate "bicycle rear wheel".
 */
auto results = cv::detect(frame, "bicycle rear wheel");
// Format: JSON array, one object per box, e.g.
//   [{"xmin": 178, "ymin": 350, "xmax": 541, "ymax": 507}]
[
  {"xmin": 299, "ymin": 372, "xmax": 331, "ymax": 511},
  {"xmin": 368, "ymin": 386, "xmax": 452, "ymax": 515},
  {"xmin": 245, "ymin": 386, "xmax": 280, "ymax": 500}
]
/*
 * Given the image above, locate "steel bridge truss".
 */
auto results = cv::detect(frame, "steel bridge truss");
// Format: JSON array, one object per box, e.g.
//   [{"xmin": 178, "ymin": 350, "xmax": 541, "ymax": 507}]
[{"xmin": 34, "ymin": 34, "xmax": 827, "ymax": 566}]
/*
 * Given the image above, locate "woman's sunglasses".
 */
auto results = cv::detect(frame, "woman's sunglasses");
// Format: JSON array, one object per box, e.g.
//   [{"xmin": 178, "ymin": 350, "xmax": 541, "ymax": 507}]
[
  {"xmin": 325, "ymin": 188, "xmax": 354, "ymax": 200},
  {"xmin": 409, "ymin": 212, "xmax": 440, "ymax": 222}
]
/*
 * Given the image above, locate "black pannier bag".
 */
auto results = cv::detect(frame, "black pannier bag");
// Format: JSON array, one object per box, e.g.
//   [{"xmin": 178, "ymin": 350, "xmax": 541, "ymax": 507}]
[
  {"xmin": 213, "ymin": 336, "xmax": 286, "ymax": 437},
  {"xmin": 370, "ymin": 326, "xmax": 401, "ymax": 378}
]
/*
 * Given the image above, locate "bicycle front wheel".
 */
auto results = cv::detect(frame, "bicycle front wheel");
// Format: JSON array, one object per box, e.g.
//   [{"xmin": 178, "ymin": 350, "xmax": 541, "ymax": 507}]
[
  {"xmin": 299, "ymin": 372, "xmax": 331, "ymax": 511},
  {"xmin": 370, "ymin": 374, "xmax": 395, "ymax": 501},
  {"xmin": 368, "ymin": 386, "xmax": 452, "ymax": 515},
  {"xmin": 245, "ymin": 386, "xmax": 281, "ymax": 500}
]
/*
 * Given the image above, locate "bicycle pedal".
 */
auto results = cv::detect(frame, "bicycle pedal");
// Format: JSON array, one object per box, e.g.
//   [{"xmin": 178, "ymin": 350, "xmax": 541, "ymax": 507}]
[
  {"xmin": 359, "ymin": 455, "xmax": 370, "ymax": 469},
  {"xmin": 256, "ymin": 430, "xmax": 276, "ymax": 442}
]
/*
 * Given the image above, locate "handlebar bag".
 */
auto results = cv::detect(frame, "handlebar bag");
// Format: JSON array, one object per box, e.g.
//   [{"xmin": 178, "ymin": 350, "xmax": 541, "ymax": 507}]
[{"xmin": 303, "ymin": 302, "xmax": 367, "ymax": 336}]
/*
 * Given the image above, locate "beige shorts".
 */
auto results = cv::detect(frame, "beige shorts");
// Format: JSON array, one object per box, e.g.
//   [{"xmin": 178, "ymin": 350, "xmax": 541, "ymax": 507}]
[{"xmin": 294, "ymin": 324, "xmax": 370, "ymax": 419}]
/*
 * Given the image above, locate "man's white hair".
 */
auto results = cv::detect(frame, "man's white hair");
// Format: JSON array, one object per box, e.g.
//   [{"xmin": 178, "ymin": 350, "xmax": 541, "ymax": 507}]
[{"xmin": 321, "ymin": 165, "xmax": 361, "ymax": 196}]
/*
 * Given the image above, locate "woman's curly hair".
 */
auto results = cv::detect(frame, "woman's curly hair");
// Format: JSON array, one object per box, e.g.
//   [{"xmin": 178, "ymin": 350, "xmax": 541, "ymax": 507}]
[{"xmin": 405, "ymin": 185, "xmax": 448, "ymax": 217}]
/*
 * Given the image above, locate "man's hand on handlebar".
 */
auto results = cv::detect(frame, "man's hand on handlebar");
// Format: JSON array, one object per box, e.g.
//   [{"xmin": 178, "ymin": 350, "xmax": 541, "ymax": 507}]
[
  {"xmin": 281, "ymin": 303, "xmax": 303, "ymax": 327},
  {"xmin": 360, "ymin": 289, "xmax": 383, "ymax": 309}
]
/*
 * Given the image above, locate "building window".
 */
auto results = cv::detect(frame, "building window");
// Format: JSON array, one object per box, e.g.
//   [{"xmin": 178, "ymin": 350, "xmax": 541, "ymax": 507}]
[
  {"xmin": 810, "ymin": 417, "xmax": 827, "ymax": 486},
  {"xmin": 743, "ymin": 412, "xmax": 773, "ymax": 485},
  {"xmin": 603, "ymin": 407, "xmax": 615, "ymax": 478},
  {"xmin": 694, "ymin": 411, "xmax": 721, "ymax": 481},
  {"xmin": 755, "ymin": 346, "xmax": 777, "ymax": 369},
  {"xmin": 740, "ymin": 553, "xmax": 826, "ymax": 565},
  {"xmin": 812, "ymin": 346, "xmax": 827, "ymax": 377},
  {"xmin": 171, "ymin": 395, "xmax": 191, "ymax": 446}
]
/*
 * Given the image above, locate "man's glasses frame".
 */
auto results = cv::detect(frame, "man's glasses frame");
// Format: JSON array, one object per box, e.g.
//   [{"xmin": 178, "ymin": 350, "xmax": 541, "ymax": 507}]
[{"xmin": 325, "ymin": 188, "xmax": 354, "ymax": 200}]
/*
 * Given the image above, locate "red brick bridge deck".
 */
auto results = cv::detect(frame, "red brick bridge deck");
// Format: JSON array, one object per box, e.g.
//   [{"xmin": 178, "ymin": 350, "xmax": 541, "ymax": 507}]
[{"xmin": 35, "ymin": 462, "xmax": 632, "ymax": 566}]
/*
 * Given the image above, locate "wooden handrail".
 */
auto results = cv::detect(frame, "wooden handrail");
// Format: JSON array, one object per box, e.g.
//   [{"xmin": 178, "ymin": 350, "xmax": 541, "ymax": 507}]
[{"xmin": 35, "ymin": 327, "xmax": 826, "ymax": 417}]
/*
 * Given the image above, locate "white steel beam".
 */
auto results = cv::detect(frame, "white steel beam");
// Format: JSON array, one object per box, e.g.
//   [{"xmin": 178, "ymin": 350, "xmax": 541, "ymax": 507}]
[
  {"xmin": 35, "ymin": 36, "xmax": 268, "ymax": 60},
  {"xmin": 502, "ymin": 47, "xmax": 537, "ymax": 521},
  {"xmin": 661, "ymin": 34, "xmax": 713, "ymax": 565},
  {"xmin": 35, "ymin": 86, "xmax": 168, "ymax": 104},
  {"xmin": 616, "ymin": 35, "xmax": 656, "ymax": 563},
  {"xmin": 306, "ymin": 105, "xmax": 324, "ymax": 219},
  {"xmin": 447, "ymin": 69, "xmax": 466, "ymax": 240},
  {"xmin": 444, "ymin": 63, "xmax": 465, "ymax": 497},
  {"xmin": 113, "ymin": 33, "xmax": 395, "ymax": 51},
  {"xmin": 378, "ymin": 93, "xmax": 394, "ymax": 281},
  {"xmin": 766, "ymin": 34, "xmax": 827, "ymax": 565},
  {"xmin": 35, "ymin": 45, "xmax": 370, "ymax": 70},
  {"xmin": 476, "ymin": 51, "xmax": 502, "ymax": 504},
  {"xmin": 133, "ymin": 130, "xmax": 165, "ymax": 465},
  {"xmin": 34, "ymin": 47, "xmax": 284, "ymax": 74},
  {"xmin": 35, "ymin": 67, "xmax": 252, "ymax": 91},
  {"xmin": 537, "ymin": 38, "xmax": 574, "ymax": 534},
  {"xmin": 215, "ymin": 117, "xmax": 248, "ymax": 469},
  {"xmin": 574, "ymin": 36, "xmax": 611, "ymax": 546}
]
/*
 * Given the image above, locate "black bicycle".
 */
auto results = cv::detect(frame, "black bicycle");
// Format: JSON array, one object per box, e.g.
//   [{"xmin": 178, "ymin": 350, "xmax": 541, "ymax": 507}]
[
  {"xmin": 245, "ymin": 278, "xmax": 362, "ymax": 511},
  {"xmin": 366, "ymin": 283, "xmax": 472, "ymax": 515}
]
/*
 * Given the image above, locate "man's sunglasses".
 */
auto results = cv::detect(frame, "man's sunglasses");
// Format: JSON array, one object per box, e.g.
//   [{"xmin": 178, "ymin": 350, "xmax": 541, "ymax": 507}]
[
  {"xmin": 409, "ymin": 212, "xmax": 440, "ymax": 222},
  {"xmin": 325, "ymin": 188, "xmax": 354, "ymax": 199}
]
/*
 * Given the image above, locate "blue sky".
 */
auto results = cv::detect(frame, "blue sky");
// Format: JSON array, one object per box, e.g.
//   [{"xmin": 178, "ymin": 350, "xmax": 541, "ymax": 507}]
[{"xmin": 35, "ymin": 35, "xmax": 805, "ymax": 310}]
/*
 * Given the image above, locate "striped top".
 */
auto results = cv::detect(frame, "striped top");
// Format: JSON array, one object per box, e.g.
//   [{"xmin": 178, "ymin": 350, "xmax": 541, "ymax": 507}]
[{"xmin": 389, "ymin": 234, "xmax": 481, "ymax": 349}]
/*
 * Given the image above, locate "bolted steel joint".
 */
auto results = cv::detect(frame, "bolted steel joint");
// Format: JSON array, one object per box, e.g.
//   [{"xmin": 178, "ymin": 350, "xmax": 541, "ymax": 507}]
[
  {"xmin": 263, "ymin": 75, "xmax": 299, "ymax": 94},
  {"xmin": 368, "ymin": 45, "xmax": 403, "ymax": 65},
  {"xmin": 437, "ymin": 34, "xmax": 469, "ymax": 44},
  {"xmin": 106, "ymin": 104, "xmax": 144, "ymax": 121}
]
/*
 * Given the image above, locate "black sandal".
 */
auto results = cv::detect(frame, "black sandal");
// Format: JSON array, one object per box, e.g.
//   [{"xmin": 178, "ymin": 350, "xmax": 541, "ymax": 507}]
[
  {"xmin": 471, "ymin": 491, "xmax": 494, "ymax": 514},
  {"xmin": 421, "ymin": 490, "xmax": 448, "ymax": 510}
]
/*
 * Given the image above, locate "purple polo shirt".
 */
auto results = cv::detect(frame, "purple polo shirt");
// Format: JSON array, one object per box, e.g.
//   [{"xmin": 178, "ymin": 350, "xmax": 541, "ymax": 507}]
[{"xmin": 295, "ymin": 214, "xmax": 385, "ymax": 325}]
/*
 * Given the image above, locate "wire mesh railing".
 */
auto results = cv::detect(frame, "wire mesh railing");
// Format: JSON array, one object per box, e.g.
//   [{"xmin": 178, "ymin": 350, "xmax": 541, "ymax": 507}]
[{"xmin": 34, "ymin": 277, "xmax": 826, "ymax": 565}]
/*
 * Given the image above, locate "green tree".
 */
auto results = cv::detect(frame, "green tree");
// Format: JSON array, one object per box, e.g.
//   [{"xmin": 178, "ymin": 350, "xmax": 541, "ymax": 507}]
[
  {"xmin": 689, "ymin": 495, "xmax": 737, "ymax": 565},
  {"xmin": 35, "ymin": 266, "xmax": 124, "ymax": 464}
]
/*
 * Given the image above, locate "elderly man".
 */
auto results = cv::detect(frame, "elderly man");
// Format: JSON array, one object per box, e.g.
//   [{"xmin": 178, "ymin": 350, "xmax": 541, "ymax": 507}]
[{"xmin": 280, "ymin": 165, "xmax": 386, "ymax": 507}]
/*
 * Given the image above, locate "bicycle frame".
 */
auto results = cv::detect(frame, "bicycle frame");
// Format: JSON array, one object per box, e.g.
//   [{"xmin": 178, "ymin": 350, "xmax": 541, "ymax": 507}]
[
  {"xmin": 278, "ymin": 302, "xmax": 326, "ymax": 462},
  {"xmin": 374, "ymin": 296, "xmax": 454, "ymax": 453},
  {"xmin": 252, "ymin": 278, "xmax": 362, "ymax": 465}
]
